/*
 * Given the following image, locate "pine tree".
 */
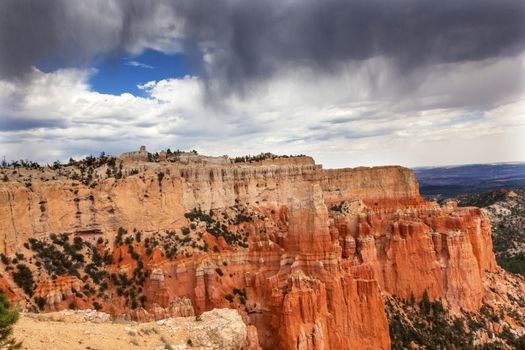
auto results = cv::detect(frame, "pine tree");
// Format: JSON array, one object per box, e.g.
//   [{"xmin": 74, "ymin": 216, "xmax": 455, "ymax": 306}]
[
  {"xmin": 0, "ymin": 292, "xmax": 21, "ymax": 349},
  {"xmin": 420, "ymin": 290, "xmax": 431, "ymax": 316}
]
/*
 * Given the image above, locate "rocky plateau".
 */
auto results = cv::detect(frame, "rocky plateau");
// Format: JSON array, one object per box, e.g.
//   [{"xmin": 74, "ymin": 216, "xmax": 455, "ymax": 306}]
[{"xmin": 1, "ymin": 148, "xmax": 524, "ymax": 349}]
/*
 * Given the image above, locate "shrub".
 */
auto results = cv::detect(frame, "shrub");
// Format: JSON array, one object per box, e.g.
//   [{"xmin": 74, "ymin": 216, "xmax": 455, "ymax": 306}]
[
  {"xmin": 115, "ymin": 227, "xmax": 127, "ymax": 245},
  {"xmin": 0, "ymin": 292, "xmax": 21, "ymax": 349},
  {"xmin": 224, "ymin": 294, "xmax": 234, "ymax": 303},
  {"xmin": 0, "ymin": 254, "xmax": 9, "ymax": 265},
  {"xmin": 34, "ymin": 296, "xmax": 46, "ymax": 311},
  {"xmin": 157, "ymin": 172, "xmax": 165, "ymax": 186},
  {"xmin": 12, "ymin": 264, "xmax": 34, "ymax": 296}
]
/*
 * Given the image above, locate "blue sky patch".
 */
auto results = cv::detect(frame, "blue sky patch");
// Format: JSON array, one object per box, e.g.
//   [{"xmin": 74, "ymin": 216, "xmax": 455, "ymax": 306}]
[{"xmin": 88, "ymin": 49, "xmax": 191, "ymax": 96}]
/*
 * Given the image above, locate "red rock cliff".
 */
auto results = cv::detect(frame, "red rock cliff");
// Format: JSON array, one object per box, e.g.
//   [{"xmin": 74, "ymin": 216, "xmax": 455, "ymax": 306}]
[{"xmin": 0, "ymin": 156, "xmax": 498, "ymax": 349}]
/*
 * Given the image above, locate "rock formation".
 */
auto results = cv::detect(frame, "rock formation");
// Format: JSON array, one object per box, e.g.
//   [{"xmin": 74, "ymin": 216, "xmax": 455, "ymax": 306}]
[
  {"xmin": 0, "ymin": 151, "xmax": 513, "ymax": 349},
  {"xmin": 119, "ymin": 145, "xmax": 149, "ymax": 162}
]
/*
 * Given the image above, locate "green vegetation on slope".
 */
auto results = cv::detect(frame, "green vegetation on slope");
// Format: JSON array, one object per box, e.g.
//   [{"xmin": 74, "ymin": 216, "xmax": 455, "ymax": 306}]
[
  {"xmin": 387, "ymin": 293, "xmax": 525, "ymax": 350},
  {"xmin": 455, "ymin": 188, "xmax": 525, "ymax": 278}
]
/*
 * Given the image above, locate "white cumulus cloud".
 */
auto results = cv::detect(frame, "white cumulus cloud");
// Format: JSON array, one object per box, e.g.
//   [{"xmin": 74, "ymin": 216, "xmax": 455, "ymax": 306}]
[{"xmin": 0, "ymin": 53, "xmax": 524, "ymax": 167}]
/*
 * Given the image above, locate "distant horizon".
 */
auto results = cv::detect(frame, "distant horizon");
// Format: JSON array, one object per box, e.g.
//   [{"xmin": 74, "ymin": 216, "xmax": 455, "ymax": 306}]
[{"xmin": 412, "ymin": 160, "xmax": 525, "ymax": 169}]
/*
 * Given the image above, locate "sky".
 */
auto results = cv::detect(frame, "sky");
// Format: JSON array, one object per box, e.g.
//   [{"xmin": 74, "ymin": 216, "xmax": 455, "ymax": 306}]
[{"xmin": 0, "ymin": 0, "xmax": 524, "ymax": 168}]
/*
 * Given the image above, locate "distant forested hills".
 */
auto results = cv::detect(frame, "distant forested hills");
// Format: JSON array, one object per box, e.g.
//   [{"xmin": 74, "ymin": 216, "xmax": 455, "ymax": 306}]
[{"xmin": 414, "ymin": 162, "xmax": 525, "ymax": 198}]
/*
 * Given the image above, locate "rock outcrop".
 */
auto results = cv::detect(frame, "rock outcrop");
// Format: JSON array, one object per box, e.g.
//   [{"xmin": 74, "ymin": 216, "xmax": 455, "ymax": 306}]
[
  {"xmin": 34, "ymin": 276, "xmax": 83, "ymax": 309},
  {"xmin": 0, "ymin": 152, "xmax": 505, "ymax": 349},
  {"xmin": 119, "ymin": 145, "xmax": 149, "ymax": 162}
]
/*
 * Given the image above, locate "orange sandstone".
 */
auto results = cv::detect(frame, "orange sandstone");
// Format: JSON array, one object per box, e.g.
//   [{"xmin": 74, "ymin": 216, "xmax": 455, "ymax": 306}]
[{"xmin": 0, "ymin": 155, "xmax": 499, "ymax": 349}]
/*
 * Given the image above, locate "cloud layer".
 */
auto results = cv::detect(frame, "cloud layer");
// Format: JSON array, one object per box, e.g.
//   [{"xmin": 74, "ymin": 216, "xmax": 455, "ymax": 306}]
[
  {"xmin": 0, "ymin": 0, "xmax": 524, "ymax": 166},
  {"xmin": 2, "ymin": 0, "xmax": 525, "ymax": 91}
]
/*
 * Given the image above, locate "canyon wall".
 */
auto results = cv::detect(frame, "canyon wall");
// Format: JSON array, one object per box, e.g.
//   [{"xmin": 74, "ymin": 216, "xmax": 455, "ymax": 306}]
[
  {"xmin": 0, "ymin": 157, "xmax": 498, "ymax": 349},
  {"xmin": 0, "ymin": 161, "xmax": 421, "ymax": 251}
]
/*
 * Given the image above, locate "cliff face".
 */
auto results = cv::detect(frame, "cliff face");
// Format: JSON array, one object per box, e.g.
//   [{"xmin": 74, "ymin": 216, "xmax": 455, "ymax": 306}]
[{"xmin": 0, "ymin": 156, "xmax": 501, "ymax": 349}]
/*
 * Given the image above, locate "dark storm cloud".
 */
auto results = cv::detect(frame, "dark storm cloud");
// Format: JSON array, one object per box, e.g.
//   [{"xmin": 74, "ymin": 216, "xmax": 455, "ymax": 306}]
[
  {"xmin": 1, "ymin": 0, "xmax": 524, "ymax": 94},
  {"xmin": 0, "ymin": 0, "xmax": 162, "ymax": 80},
  {"xmin": 178, "ymin": 0, "xmax": 525, "ymax": 95},
  {"xmin": 0, "ymin": 0, "xmax": 60, "ymax": 79}
]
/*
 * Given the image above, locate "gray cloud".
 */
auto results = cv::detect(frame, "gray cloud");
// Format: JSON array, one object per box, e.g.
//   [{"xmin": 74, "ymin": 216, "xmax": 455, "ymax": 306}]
[
  {"xmin": 327, "ymin": 111, "xmax": 380, "ymax": 124},
  {"xmin": 1, "ymin": 0, "xmax": 524, "ymax": 95},
  {"xmin": 179, "ymin": 0, "xmax": 525, "ymax": 95},
  {"xmin": 0, "ymin": 115, "xmax": 67, "ymax": 131},
  {"xmin": 0, "ymin": 0, "xmax": 166, "ymax": 80}
]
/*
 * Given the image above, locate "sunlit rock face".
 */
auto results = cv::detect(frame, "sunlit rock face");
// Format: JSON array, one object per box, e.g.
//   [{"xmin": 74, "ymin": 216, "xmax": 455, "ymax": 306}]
[{"xmin": 0, "ymin": 153, "xmax": 498, "ymax": 349}]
